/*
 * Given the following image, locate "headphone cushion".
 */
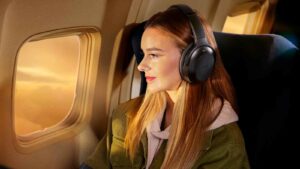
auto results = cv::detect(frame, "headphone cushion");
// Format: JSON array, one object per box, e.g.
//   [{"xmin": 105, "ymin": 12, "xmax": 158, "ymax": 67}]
[{"xmin": 179, "ymin": 43, "xmax": 194, "ymax": 82}]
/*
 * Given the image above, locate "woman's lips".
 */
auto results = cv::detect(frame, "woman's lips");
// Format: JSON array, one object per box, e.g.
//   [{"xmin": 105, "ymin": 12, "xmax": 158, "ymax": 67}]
[{"xmin": 145, "ymin": 76, "xmax": 156, "ymax": 82}]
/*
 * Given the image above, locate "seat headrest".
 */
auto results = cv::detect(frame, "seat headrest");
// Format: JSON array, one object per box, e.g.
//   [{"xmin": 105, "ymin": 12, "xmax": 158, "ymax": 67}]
[
  {"xmin": 130, "ymin": 21, "xmax": 147, "ymax": 65},
  {"xmin": 213, "ymin": 32, "xmax": 298, "ymax": 80}
]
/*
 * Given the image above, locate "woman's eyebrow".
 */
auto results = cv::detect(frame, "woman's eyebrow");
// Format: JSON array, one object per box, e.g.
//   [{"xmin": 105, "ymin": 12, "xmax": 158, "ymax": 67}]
[{"xmin": 143, "ymin": 47, "xmax": 164, "ymax": 52}]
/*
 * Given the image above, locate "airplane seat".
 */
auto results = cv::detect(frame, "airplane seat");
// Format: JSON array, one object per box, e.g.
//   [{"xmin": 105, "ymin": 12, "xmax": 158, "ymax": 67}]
[{"xmin": 130, "ymin": 22, "xmax": 299, "ymax": 169}]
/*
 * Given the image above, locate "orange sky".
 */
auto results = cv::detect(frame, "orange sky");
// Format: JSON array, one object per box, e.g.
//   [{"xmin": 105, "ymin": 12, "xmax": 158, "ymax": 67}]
[{"xmin": 14, "ymin": 35, "xmax": 80, "ymax": 135}]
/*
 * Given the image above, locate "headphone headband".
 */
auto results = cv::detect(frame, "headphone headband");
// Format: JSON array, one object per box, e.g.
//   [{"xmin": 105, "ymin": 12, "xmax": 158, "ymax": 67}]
[
  {"xmin": 169, "ymin": 4, "xmax": 208, "ymax": 45},
  {"xmin": 169, "ymin": 4, "xmax": 216, "ymax": 83}
]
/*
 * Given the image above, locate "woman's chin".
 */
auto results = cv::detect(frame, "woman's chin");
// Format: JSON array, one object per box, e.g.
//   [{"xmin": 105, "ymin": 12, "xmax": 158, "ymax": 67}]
[{"xmin": 147, "ymin": 87, "xmax": 161, "ymax": 94}]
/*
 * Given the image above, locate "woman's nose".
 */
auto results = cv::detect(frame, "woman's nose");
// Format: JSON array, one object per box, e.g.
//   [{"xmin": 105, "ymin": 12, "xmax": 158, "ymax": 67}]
[{"xmin": 137, "ymin": 57, "xmax": 150, "ymax": 72}]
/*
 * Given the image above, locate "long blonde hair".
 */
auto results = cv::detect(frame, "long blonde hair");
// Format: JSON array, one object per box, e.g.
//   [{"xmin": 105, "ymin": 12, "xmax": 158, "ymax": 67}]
[{"xmin": 125, "ymin": 6, "xmax": 236, "ymax": 169}]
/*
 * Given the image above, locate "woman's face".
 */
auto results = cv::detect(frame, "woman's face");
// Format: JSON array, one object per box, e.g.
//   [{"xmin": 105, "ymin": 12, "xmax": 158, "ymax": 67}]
[{"xmin": 138, "ymin": 27, "xmax": 182, "ymax": 93}]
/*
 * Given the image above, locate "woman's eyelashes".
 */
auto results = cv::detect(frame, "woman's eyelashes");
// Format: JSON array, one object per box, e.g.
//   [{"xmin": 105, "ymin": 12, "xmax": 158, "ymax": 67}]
[{"xmin": 148, "ymin": 53, "xmax": 160, "ymax": 59}]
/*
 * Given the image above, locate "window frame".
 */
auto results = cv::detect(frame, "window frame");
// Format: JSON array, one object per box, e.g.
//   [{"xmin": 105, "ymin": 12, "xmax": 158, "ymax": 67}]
[{"xmin": 12, "ymin": 27, "xmax": 101, "ymax": 152}]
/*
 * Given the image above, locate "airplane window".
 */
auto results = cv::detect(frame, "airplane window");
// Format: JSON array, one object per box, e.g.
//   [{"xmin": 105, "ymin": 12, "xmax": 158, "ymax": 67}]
[
  {"xmin": 14, "ymin": 35, "xmax": 80, "ymax": 136},
  {"xmin": 222, "ymin": 0, "xmax": 272, "ymax": 34},
  {"xmin": 222, "ymin": 13, "xmax": 249, "ymax": 34}
]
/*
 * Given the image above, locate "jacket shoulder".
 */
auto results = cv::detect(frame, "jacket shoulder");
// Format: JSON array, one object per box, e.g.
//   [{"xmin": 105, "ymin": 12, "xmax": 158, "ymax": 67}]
[
  {"xmin": 113, "ymin": 96, "xmax": 144, "ymax": 117},
  {"xmin": 111, "ymin": 96, "xmax": 144, "ymax": 139},
  {"xmin": 109, "ymin": 96, "xmax": 145, "ymax": 168}
]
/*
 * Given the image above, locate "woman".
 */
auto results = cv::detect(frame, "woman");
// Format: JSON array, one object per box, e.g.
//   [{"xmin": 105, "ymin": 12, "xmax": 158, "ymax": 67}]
[{"xmin": 82, "ymin": 4, "xmax": 250, "ymax": 169}]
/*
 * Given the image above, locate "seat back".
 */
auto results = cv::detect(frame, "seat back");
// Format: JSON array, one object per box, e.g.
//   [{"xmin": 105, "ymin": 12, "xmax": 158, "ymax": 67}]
[
  {"xmin": 130, "ymin": 22, "xmax": 299, "ymax": 169},
  {"xmin": 214, "ymin": 32, "xmax": 299, "ymax": 169}
]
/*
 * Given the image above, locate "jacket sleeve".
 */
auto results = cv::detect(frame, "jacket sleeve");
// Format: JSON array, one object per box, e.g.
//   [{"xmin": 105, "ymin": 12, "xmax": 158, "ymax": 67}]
[
  {"xmin": 81, "ymin": 110, "xmax": 113, "ymax": 169},
  {"xmin": 81, "ymin": 134, "xmax": 111, "ymax": 169},
  {"xmin": 80, "ymin": 97, "xmax": 144, "ymax": 169}
]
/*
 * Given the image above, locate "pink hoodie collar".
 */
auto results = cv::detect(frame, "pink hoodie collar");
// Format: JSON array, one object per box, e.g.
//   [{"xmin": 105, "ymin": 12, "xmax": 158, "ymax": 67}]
[{"xmin": 145, "ymin": 100, "xmax": 238, "ymax": 168}]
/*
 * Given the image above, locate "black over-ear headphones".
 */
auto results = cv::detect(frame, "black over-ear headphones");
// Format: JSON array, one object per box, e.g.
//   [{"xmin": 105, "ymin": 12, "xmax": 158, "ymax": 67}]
[{"xmin": 170, "ymin": 4, "xmax": 216, "ymax": 83}]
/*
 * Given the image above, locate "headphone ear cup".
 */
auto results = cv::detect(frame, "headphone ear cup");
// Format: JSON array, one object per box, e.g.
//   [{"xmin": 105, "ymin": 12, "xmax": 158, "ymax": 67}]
[
  {"xmin": 180, "ymin": 44, "xmax": 215, "ymax": 83},
  {"xmin": 189, "ymin": 45, "xmax": 215, "ymax": 82},
  {"xmin": 179, "ymin": 43, "xmax": 194, "ymax": 83}
]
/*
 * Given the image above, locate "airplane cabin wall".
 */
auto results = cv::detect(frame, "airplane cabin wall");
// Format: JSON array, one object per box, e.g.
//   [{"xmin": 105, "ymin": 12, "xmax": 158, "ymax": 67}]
[{"xmin": 0, "ymin": 0, "xmax": 134, "ymax": 168}]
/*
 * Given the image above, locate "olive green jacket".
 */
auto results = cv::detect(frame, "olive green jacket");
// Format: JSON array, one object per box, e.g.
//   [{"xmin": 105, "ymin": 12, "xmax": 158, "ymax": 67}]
[{"xmin": 84, "ymin": 97, "xmax": 250, "ymax": 169}]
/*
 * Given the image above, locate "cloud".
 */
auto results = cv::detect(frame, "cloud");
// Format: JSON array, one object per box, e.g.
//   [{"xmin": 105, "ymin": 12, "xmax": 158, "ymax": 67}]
[{"xmin": 16, "ymin": 67, "xmax": 76, "ymax": 83}]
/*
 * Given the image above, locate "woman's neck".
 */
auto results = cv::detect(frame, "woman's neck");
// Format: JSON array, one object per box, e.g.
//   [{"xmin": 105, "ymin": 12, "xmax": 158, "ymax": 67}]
[
  {"xmin": 163, "ymin": 90, "xmax": 177, "ymax": 128},
  {"xmin": 166, "ymin": 89, "xmax": 178, "ymax": 103}
]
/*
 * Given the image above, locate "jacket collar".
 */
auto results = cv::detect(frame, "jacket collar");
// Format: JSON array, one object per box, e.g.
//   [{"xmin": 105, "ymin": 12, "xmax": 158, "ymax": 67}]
[{"xmin": 140, "ymin": 128, "xmax": 214, "ymax": 162}]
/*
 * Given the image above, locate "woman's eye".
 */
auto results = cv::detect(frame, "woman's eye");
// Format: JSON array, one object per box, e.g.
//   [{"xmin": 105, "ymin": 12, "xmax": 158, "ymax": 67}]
[{"xmin": 149, "ymin": 54, "xmax": 158, "ymax": 59}]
